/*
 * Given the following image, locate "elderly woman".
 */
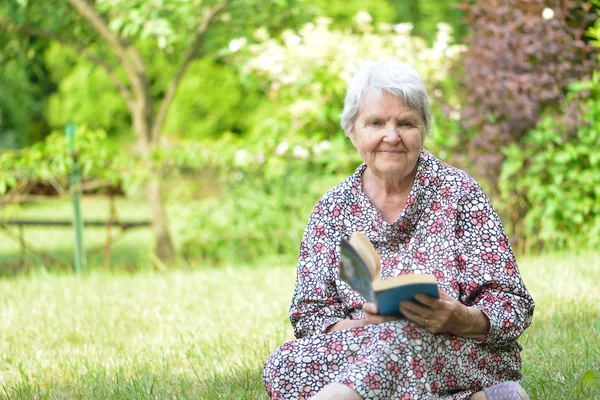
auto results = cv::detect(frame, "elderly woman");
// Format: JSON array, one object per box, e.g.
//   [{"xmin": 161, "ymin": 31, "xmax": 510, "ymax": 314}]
[{"xmin": 263, "ymin": 60, "xmax": 534, "ymax": 400}]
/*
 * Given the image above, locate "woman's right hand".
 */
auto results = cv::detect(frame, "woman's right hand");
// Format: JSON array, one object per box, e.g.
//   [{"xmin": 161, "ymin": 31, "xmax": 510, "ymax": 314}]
[
  {"xmin": 325, "ymin": 302, "xmax": 398, "ymax": 333},
  {"xmin": 361, "ymin": 302, "xmax": 398, "ymax": 326}
]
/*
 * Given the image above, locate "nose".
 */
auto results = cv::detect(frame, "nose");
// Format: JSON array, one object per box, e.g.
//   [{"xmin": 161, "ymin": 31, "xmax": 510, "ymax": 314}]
[{"xmin": 383, "ymin": 125, "xmax": 401, "ymax": 144}]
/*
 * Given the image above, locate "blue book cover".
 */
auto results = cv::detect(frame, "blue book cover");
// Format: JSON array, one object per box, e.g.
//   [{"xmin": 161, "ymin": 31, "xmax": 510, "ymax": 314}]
[
  {"xmin": 374, "ymin": 281, "xmax": 440, "ymax": 317},
  {"xmin": 339, "ymin": 233, "xmax": 439, "ymax": 317}
]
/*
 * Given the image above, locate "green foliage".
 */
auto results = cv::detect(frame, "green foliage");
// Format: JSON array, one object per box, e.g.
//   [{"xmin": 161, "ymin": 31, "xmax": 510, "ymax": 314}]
[
  {"xmin": 0, "ymin": 127, "xmax": 137, "ymax": 195},
  {"xmin": 390, "ymin": 0, "xmax": 467, "ymax": 41},
  {"xmin": 499, "ymin": 74, "xmax": 600, "ymax": 252},
  {"xmin": 425, "ymin": 73, "xmax": 465, "ymax": 162},
  {"xmin": 0, "ymin": 31, "xmax": 55, "ymax": 147},
  {"xmin": 43, "ymin": 43, "xmax": 264, "ymax": 140},
  {"xmin": 304, "ymin": 0, "xmax": 468, "ymax": 41},
  {"xmin": 456, "ymin": 0, "xmax": 598, "ymax": 189},
  {"xmin": 0, "ymin": 60, "xmax": 35, "ymax": 148},
  {"xmin": 181, "ymin": 173, "xmax": 318, "ymax": 265},
  {"xmin": 45, "ymin": 44, "xmax": 130, "ymax": 135},
  {"xmin": 304, "ymin": 0, "xmax": 396, "ymax": 28},
  {"xmin": 586, "ymin": 1, "xmax": 600, "ymax": 55},
  {"xmin": 1, "ymin": 0, "xmax": 316, "ymax": 146},
  {"xmin": 163, "ymin": 57, "xmax": 255, "ymax": 139},
  {"xmin": 243, "ymin": 15, "xmax": 464, "ymax": 142},
  {"xmin": 179, "ymin": 134, "xmax": 360, "ymax": 264}
]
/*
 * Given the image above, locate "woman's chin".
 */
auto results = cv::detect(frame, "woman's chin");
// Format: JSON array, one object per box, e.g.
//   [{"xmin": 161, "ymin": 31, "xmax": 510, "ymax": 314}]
[{"xmin": 371, "ymin": 161, "xmax": 412, "ymax": 177}]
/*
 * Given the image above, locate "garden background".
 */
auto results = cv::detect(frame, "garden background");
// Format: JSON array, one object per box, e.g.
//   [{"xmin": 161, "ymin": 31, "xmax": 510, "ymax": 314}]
[{"xmin": 0, "ymin": 0, "xmax": 599, "ymax": 398}]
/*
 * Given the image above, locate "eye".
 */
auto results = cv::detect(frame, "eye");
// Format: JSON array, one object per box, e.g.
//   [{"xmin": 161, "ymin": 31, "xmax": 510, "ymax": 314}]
[
  {"xmin": 369, "ymin": 120, "xmax": 384, "ymax": 127},
  {"xmin": 398, "ymin": 121, "xmax": 413, "ymax": 128}
]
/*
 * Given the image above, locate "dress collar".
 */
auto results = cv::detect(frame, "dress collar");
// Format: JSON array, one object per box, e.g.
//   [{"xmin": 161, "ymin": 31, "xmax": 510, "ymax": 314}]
[{"xmin": 350, "ymin": 148, "xmax": 434, "ymax": 235}]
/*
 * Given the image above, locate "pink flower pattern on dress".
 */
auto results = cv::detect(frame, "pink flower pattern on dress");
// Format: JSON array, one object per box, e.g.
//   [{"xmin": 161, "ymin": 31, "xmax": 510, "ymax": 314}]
[{"xmin": 264, "ymin": 150, "xmax": 534, "ymax": 399}]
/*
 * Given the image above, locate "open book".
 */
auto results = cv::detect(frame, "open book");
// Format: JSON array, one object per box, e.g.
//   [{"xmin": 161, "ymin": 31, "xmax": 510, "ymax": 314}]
[{"xmin": 339, "ymin": 232, "xmax": 439, "ymax": 317}]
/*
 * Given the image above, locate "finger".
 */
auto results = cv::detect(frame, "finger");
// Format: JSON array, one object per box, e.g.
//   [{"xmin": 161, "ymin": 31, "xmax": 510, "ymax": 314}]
[
  {"xmin": 399, "ymin": 304, "xmax": 428, "ymax": 327},
  {"xmin": 400, "ymin": 300, "xmax": 431, "ymax": 316},
  {"xmin": 414, "ymin": 294, "xmax": 439, "ymax": 307},
  {"xmin": 437, "ymin": 290, "xmax": 453, "ymax": 300},
  {"xmin": 362, "ymin": 302, "xmax": 379, "ymax": 315},
  {"xmin": 374, "ymin": 315, "xmax": 399, "ymax": 324}
]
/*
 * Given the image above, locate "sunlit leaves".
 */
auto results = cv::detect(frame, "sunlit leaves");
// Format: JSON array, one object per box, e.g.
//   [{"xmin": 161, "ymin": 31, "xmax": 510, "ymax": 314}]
[
  {"xmin": 239, "ymin": 13, "xmax": 464, "ymax": 149},
  {"xmin": 0, "ymin": 127, "xmax": 138, "ymax": 195},
  {"xmin": 96, "ymin": 0, "xmax": 189, "ymax": 46},
  {"xmin": 499, "ymin": 75, "xmax": 600, "ymax": 252}
]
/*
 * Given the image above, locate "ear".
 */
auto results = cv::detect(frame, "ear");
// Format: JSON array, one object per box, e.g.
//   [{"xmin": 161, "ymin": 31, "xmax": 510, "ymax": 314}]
[{"xmin": 348, "ymin": 130, "xmax": 357, "ymax": 147}]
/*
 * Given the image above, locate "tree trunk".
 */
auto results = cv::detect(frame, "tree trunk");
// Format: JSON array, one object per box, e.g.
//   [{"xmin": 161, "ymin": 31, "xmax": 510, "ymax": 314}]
[
  {"xmin": 132, "ymin": 102, "xmax": 176, "ymax": 262},
  {"xmin": 145, "ymin": 178, "xmax": 175, "ymax": 261}
]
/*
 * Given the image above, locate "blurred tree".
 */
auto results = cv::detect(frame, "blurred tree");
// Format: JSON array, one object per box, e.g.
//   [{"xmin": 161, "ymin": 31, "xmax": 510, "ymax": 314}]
[
  {"xmin": 303, "ymin": 0, "xmax": 396, "ymax": 27},
  {"xmin": 457, "ymin": 0, "xmax": 597, "ymax": 188},
  {"xmin": 0, "ymin": 0, "xmax": 310, "ymax": 261},
  {"xmin": 0, "ymin": 31, "xmax": 54, "ymax": 148},
  {"xmin": 0, "ymin": 61, "xmax": 34, "ymax": 148},
  {"xmin": 305, "ymin": 0, "xmax": 467, "ymax": 41},
  {"xmin": 389, "ymin": 0, "xmax": 467, "ymax": 42}
]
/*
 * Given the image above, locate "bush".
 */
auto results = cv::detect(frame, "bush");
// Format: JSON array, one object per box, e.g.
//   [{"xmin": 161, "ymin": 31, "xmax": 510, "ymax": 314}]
[
  {"xmin": 241, "ymin": 14, "xmax": 465, "ymax": 143},
  {"xmin": 178, "ymin": 134, "xmax": 361, "ymax": 265},
  {"xmin": 455, "ymin": 0, "xmax": 598, "ymax": 188},
  {"xmin": 499, "ymin": 74, "xmax": 600, "ymax": 252}
]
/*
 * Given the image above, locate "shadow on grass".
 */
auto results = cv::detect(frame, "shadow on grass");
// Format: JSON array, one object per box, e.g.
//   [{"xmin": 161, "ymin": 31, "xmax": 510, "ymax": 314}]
[{"xmin": 1, "ymin": 365, "xmax": 268, "ymax": 400}]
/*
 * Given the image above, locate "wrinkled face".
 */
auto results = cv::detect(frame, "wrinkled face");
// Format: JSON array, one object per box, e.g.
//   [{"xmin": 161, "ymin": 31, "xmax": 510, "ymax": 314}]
[{"xmin": 349, "ymin": 90, "xmax": 423, "ymax": 181}]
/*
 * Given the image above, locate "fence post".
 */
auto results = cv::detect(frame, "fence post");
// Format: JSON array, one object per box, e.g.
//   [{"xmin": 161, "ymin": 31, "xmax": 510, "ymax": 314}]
[{"xmin": 66, "ymin": 124, "xmax": 87, "ymax": 275}]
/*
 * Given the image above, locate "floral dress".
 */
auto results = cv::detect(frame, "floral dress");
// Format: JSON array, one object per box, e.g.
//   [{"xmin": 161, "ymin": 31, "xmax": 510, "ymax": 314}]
[{"xmin": 263, "ymin": 149, "xmax": 535, "ymax": 400}]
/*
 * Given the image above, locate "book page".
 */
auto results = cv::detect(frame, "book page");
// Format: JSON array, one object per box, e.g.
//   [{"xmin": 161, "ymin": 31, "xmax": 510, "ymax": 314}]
[
  {"xmin": 349, "ymin": 232, "xmax": 381, "ymax": 278},
  {"xmin": 339, "ymin": 237, "xmax": 375, "ymax": 302}
]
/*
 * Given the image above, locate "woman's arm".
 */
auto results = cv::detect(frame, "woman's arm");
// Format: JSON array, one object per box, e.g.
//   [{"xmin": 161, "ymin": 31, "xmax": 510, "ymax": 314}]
[
  {"xmin": 400, "ymin": 181, "xmax": 533, "ymax": 344},
  {"xmin": 455, "ymin": 187, "xmax": 535, "ymax": 346},
  {"xmin": 289, "ymin": 198, "xmax": 353, "ymax": 339}
]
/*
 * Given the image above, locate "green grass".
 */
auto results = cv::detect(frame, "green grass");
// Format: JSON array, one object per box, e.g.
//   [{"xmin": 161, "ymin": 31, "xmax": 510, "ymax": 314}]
[
  {"xmin": 0, "ymin": 253, "xmax": 598, "ymax": 399},
  {"xmin": 518, "ymin": 252, "xmax": 600, "ymax": 399},
  {"xmin": 1, "ymin": 199, "xmax": 599, "ymax": 399},
  {"xmin": 0, "ymin": 196, "xmax": 195, "ymax": 275},
  {"xmin": 0, "ymin": 262, "xmax": 296, "ymax": 399}
]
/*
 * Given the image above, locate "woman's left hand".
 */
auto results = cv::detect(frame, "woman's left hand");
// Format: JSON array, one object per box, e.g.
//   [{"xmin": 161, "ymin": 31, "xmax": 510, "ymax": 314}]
[{"xmin": 399, "ymin": 291, "xmax": 490, "ymax": 340}]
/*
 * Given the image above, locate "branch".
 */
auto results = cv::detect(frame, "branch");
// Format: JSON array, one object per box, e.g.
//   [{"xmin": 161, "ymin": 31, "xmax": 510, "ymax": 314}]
[
  {"xmin": 66, "ymin": 0, "xmax": 145, "ymax": 101},
  {"xmin": 67, "ymin": 0, "xmax": 155, "ymax": 146},
  {"xmin": 0, "ymin": 20, "xmax": 133, "ymax": 106},
  {"xmin": 151, "ymin": 0, "xmax": 231, "ymax": 143}
]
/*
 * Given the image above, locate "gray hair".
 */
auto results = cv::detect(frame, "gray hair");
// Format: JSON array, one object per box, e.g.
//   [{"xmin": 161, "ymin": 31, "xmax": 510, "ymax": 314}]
[{"xmin": 340, "ymin": 60, "xmax": 431, "ymax": 138}]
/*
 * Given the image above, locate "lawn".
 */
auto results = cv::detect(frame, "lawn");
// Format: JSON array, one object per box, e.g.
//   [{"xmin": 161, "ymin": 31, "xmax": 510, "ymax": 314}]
[
  {"xmin": 0, "ymin": 196, "xmax": 192, "ymax": 274},
  {"xmin": 1, "ymin": 199, "xmax": 599, "ymax": 399},
  {"xmin": 0, "ymin": 252, "xmax": 599, "ymax": 399},
  {"xmin": 0, "ymin": 262, "xmax": 295, "ymax": 399}
]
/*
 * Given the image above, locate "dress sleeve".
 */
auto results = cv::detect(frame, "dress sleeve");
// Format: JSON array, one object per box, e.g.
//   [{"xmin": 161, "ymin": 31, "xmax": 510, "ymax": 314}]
[
  {"xmin": 289, "ymin": 199, "xmax": 351, "ymax": 339},
  {"xmin": 455, "ymin": 186, "xmax": 535, "ymax": 347}
]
